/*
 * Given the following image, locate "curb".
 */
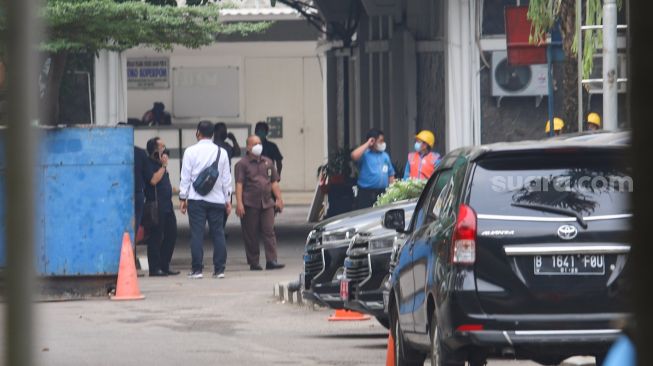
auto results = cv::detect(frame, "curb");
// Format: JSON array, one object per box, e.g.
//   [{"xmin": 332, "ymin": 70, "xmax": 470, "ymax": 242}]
[{"xmin": 273, "ymin": 281, "xmax": 326, "ymax": 311}]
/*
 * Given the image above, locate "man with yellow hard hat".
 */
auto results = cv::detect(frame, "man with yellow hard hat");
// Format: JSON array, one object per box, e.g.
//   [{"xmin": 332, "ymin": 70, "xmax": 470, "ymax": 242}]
[
  {"xmin": 585, "ymin": 112, "xmax": 601, "ymax": 131},
  {"xmin": 404, "ymin": 130, "xmax": 441, "ymax": 180},
  {"xmin": 545, "ymin": 117, "xmax": 565, "ymax": 136}
]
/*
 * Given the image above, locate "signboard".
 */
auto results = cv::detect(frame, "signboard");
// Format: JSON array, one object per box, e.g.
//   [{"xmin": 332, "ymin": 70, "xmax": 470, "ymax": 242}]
[
  {"xmin": 127, "ymin": 58, "xmax": 169, "ymax": 89},
  {"xmin": 505, "ymin": 6, "xmax": 546, "ymax": 65},
  {"xmin": 266, "ymin": 116, "xmax": 283, "ymax": 138}
]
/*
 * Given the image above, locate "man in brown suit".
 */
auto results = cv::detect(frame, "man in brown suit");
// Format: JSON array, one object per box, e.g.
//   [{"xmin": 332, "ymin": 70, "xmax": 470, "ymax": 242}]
[{"xmin": 235, "ymin": 135, "xmax": 285, "ymax": 271}]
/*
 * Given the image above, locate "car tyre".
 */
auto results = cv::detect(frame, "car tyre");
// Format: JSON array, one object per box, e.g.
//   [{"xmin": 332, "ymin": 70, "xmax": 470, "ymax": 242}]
[
  {"xmin": 391, "ymin": 305, "xmax": 425, "ymax": 366},
  {"xmin": 429, "ymin": 316, "xmax": 465, "ymax": 366}
]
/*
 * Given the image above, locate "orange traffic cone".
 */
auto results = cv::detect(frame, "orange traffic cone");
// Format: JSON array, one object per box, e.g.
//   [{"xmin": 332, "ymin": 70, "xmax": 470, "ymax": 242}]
[
  {"xmin": 386, "ymin": 331, "xmax": 395, "ymax": 366},
  {"xmin": 328, "ymin": 309, "xmax": 371, "ymax": 321},
  {"xmin": 110, "ymin": 232, "xmax": 145, "ymax": 301}
]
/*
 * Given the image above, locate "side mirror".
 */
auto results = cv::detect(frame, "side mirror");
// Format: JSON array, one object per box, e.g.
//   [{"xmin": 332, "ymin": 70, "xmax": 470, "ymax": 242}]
[{"xmin": 383, "ymin": 209, "xmax": 406, "ymax": 233}]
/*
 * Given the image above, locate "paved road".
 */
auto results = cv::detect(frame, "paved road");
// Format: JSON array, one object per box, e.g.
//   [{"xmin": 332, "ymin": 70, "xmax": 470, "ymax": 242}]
[{"xmin": 7, "ymin": 206, "xmax": 595, "ymax": 365}]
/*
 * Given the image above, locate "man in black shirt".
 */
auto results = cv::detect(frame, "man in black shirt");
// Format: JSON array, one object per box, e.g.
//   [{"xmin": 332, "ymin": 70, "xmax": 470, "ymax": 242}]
[
  {"xmin": 144, "ymin": 137, "xmax": 179, "ymax": 277},
  {"xmin": 255, "ymin": 121, "xmax": 283, "ymax": 177},
  {"xmin": 134, "ymin": 146, "xmax": 153, "ymax": 234},
  {"xmin": 213, "ymin": 121, "xmax": 241, "ymax": 165}
]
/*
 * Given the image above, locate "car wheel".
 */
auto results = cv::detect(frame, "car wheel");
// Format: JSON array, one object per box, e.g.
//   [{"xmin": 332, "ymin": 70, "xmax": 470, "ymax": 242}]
[
  {"xmin": 376, "ymin": 316, "xmax": 390, "ymax": 329},
  {"xmin": 391, "ymin": 305, "xmax": 425, "ymax": 366},
  {"xmin": 429, "ymin": 317, "xmax": 464, "ymax": 366}
]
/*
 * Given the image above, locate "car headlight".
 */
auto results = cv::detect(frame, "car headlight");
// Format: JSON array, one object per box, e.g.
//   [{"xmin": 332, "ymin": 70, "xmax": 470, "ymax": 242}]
[
  {"xmin": 322, "ymin": 228, "xmax": 357, "ymax": 246},
  {"xmin": 368, "ymin": 236, "xmax": 396, "ymax": 250}
]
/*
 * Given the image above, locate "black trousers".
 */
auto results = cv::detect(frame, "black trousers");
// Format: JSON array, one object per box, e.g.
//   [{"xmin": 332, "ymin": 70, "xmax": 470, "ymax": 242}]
[
  {"xmin": 147, "ymin": 209, "xmax": 177, "ymax": 273},
  {"xmin": 356, "ymin": 188, "xmax": 385, "ymax": 210}
]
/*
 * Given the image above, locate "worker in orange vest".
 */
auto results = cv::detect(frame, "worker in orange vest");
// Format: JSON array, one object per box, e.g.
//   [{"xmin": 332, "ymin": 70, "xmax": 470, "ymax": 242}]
[{"xmin": 403, "ymin": 130, "xmax": 441, "ymax": 180}]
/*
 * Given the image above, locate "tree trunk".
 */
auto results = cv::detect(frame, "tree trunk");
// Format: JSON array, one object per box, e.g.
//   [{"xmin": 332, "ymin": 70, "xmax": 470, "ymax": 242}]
[
  {"xmin": 40, "ymin": 52, "xmax": 68, "ymax": 126},
  {"xmin": 559, "ymin": 0, "xmax": 579, "ymax": 132}
]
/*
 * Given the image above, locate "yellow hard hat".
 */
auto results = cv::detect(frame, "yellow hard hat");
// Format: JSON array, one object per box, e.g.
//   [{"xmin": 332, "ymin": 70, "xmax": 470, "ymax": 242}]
[
  {"xmin": 415, "ymin": 130, "xmax": 435, "ymax": 148},
  {"xmin": 545, "ymin": 118, "xmax": 565, "ymax": 133},
  {"xmin": 587, "ymin": 112, "xmax": 601, "ymax": 126}
]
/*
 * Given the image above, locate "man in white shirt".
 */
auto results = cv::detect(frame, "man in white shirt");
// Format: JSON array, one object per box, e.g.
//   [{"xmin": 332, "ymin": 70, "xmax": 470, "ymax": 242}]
[{"xmin": 179, "ymin": 121, "xmax": 232, "ymax": 279}]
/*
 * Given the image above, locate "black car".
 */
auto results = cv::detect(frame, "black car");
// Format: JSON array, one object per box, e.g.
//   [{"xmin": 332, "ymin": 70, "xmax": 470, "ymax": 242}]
[
  {"xmin": 342, "ymin": 205, "xmax": 415, "ymax": 328},
  {"xmin": 302, "ymin": 199, "xmax": 418, "ymax": 309},
  {"xmin": 384, "ymin": 131, "xmax": 632, "ymax": 366}
]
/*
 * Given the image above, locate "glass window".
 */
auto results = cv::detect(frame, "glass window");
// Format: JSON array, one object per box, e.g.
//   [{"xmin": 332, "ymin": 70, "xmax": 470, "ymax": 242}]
[
  {"xmin": 412, "ymin": 170, "xmax": 453, "ymax": 230},
  {"xmin": 482, "ymin": 0, "xmax": 530, "ymax": 36},
  {"xmin": 469, "ymin": 151, "xmax": 632, "ymax": 217}
]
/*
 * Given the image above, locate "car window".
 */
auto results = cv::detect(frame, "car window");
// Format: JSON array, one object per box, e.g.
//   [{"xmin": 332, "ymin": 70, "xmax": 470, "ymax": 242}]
[
  {"xmin": 412, "ymin": 169, "xmax": 453, "ymax": 230},
  {"xmin": 432, "ymin": 177, "xmax": 455, "ymax": 219},
  {"xmin": 469, "ymin": 151, "xmax": 632, "ymax": 217}
]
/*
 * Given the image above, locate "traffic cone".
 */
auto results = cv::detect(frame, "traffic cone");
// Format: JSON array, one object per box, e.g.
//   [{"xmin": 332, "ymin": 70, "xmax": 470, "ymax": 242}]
[
  {"xmin": 327, "ymin": 309, "xmax": 371, "ymax": 321},
  {"xmin": 110, "ymin": 232, "xmax": 145, "ymax": 301},
  {"xmin": 386, "ymin": 331, "xmax": 395, "ymax": 366}
]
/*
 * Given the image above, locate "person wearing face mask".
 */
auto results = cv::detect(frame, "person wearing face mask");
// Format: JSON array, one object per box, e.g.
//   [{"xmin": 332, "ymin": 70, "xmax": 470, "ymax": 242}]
[
  {"xmin": 234, "ymin": 135, "xmax": 285, "ymax": 271},
  {"xmin": 403, "ymin": 130, "xmax": 441, "ymax": 180},
  {"xmin": 254, "ymin": 121, "xmax": 283, "ymax": 176},
  {"xmin": 350, "ymin": 128, "xmax": 396, "ymax": 209},
  {"xmin": 144, "ymin": 137, "xmax": 179, "ymax": 277},
  {"xmin": 179, "ymin": 121, "xmax": 232, "ymax": 279}
]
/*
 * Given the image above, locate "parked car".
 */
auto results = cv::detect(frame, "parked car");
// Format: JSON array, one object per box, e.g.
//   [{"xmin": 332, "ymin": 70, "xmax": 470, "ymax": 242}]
[
  {"xmin": 384, "ymin": 131, "xmax": 632, "ymax": 366},
  {"xmin": 341, "ymin": 205, "xmax": 415, "ymax": 328},
  {"xmin": 302, "ymin": 199, "xmax": 418, "ymax": 309}
]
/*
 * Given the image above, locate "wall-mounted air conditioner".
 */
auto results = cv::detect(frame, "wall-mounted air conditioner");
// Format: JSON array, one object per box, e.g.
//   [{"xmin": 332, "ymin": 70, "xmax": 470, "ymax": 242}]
[{"xmin": 492, "ymin": 51, "xmax": 548, "ymax": 99}]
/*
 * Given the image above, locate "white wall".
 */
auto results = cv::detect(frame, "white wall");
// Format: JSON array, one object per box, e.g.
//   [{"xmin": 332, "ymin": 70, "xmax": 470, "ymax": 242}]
[{"xmin": 125, "ymin": 41, "xmax": 326, "ymax": 192}]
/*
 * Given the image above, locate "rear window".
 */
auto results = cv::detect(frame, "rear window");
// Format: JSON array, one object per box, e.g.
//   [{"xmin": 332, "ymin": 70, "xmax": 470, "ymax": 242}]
[{"xmin": 468, "ymin": 151, "xmax": 632, "ymax": 217}]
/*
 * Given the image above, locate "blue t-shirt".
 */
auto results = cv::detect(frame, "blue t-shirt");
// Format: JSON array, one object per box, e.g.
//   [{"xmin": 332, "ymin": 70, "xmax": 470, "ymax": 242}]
[{"xmin": 357, "ymin": 150, "xmax": 395, "ymax": 189}]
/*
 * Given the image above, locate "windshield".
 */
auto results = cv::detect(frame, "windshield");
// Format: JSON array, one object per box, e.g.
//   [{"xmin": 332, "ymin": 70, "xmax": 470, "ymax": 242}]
[{"xmin": 469, "ymin": 151, "xmax": 632, "ymax": 217}]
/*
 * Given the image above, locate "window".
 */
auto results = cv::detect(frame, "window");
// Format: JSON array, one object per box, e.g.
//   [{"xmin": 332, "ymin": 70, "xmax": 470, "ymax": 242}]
[
  {"xmin": 482, "ymin": 0, "xmax": 530, "ymax": 36},
  {"xmin": 411, "ymin": 170, "xmax": 453, "ymax": 231}
]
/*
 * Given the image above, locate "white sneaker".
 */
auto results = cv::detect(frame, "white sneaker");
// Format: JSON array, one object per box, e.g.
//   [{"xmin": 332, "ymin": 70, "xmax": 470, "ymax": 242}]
[
  {"xmin": 188, "ymin": 271, "xmax": 203, "ymax": 279},
  {"xmin": 213, "ymin": 272, "xmax": 225, "ymax": 279}
]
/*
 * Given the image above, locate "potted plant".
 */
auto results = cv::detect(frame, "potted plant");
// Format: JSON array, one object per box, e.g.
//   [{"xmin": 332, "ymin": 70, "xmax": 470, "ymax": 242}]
[{"xmin": 317, "ymin": 148, "xmax": 356, "ymax": 218}]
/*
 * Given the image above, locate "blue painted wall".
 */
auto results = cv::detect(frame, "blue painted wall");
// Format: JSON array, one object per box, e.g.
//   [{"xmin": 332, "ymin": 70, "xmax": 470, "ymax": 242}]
[{"xmin": 0, "ymin": 126, "xmax": 134, "ymax": 276}]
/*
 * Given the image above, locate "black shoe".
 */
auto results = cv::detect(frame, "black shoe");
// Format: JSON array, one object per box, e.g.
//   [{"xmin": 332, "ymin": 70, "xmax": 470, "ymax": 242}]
[
  {"xmin": 266, "ymin": 261, "xmax": 285, "ymax": 270},
  {"xmin": 250, "ymin": 264, "xmax": 263, "ymax": 271},
  {"xmin": 149, "ymin": 269, "xmax": 168, "ymax": 277},
  {"xmin": 163, "ymin": 269, "xmax": 180, "ymax": 276}
]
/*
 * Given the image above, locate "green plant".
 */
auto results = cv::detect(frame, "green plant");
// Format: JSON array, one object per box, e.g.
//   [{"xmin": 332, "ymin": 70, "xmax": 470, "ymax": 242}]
[
  {"xmin": 528, "ymin": 0, "xmax": 623, "ymax": 79},
  {"xmin": 374, "ymin": 179, "xmax": 427, "ymax": 207}
]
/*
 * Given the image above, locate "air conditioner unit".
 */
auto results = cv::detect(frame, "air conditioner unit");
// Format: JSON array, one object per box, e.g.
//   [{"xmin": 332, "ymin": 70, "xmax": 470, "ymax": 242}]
[
  {"xmin": 492, "ymin": 51, "xmax": 548, "ymax": 97},
  {"xmin": 585, "ymin": 53, "xmax": 627, "ymax": 94}
]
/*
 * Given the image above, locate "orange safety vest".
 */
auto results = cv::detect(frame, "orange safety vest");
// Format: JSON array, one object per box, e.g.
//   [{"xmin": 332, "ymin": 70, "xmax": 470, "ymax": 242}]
[{"xmin": 407, "ymin": 152, "xmax": 439, "ymax": 180}]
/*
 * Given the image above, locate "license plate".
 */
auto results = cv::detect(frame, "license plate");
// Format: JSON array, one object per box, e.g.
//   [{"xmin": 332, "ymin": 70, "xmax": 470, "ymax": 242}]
[
  {"xmin": 340, "ymin": 279, "xmax": 350, "ymax": 300},
  {"xmin": 534, "ymin": 254, "xmax": 605, "ymax": 275}
]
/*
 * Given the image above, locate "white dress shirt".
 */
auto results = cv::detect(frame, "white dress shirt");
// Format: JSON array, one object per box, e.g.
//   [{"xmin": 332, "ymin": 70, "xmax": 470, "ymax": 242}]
[{"xmin": 179, "ymin": 139, "xmax": 232, "ymax": 204}]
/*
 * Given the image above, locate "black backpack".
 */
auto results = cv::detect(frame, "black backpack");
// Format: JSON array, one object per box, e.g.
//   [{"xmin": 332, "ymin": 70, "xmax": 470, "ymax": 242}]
[{"xmin": 192, "ymin": 147, "xmax": 222, "ymax": 196}]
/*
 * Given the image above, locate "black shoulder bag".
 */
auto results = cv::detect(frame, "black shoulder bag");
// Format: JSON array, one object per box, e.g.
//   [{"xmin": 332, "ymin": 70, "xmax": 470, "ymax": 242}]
[{"xmin": 193, "ymin": 148, "xmax": 222, "ymax": 196}]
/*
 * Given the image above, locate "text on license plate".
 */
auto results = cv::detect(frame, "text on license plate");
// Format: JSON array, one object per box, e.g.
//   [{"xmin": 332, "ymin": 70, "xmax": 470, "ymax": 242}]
[{"xmin": 534, "ymin": 254, "xmax": 605, "ymax": 275}]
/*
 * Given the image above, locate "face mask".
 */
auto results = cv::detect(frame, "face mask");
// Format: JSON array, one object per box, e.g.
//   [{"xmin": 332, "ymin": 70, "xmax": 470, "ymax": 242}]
[
  {"xmin": 376, "ymin": 142, "xmax": 386, "ymax": 152},
  {"xmin": 256, "ymin": 131, "xmax": 267, "ymax": 139},
  {"xmin": 251, "ymin": 144, "xmax": 263, "ymax": 156},
  {"xmin": 414, "ymin": 142, "xmax": 423, "ymax": 152}
]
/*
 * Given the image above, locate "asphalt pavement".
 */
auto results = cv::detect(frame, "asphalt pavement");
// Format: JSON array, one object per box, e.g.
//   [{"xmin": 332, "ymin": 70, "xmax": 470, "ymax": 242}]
[{"xmin": 0, "ymin": 205, "xmax": 595, "ymax": 366}]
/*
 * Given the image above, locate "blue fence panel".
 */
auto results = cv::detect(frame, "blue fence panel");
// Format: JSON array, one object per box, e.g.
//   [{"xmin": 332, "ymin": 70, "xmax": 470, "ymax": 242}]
[{"xmin": 0, "ymin": 126, "xmax": 134, "ymax": 276}]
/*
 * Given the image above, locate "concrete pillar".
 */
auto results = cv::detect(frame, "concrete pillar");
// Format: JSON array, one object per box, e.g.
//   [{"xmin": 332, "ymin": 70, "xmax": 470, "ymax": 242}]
[
  {"xmin": 389, "ymin": 28, "xmax": 417, "ymax": 163},
  {"xmin": 603, "ymin": 0, "xmax": 619, "ymax": 130}
]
